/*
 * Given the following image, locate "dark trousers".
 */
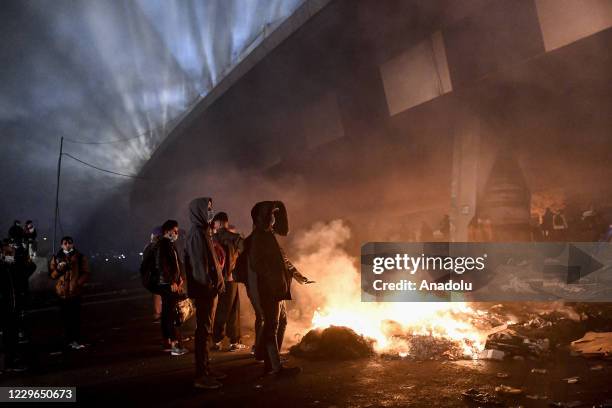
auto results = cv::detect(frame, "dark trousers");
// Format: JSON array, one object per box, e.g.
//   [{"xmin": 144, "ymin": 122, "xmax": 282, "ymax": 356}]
[
  {"xmin": 2, "ymin": 310, "xmax": 19, "ymax": 367},
  {"xmin": 59, "ymin": 296, "xmax": 81, "ymax": 344},
  {"xmin": 248, "ymin": 284, "xmax": 287, "ymax": 362},
  {"xmin": 212, "ymin": 282, "xmax": 241, "ymax": 344},
  {"xmin": 257, "ymin": 299, "xmax": 287, "ymax": 371},
  {"xmin": 160, "ymin": 294, "xmax": 180, "ymax": 342},
  {"xmin": 194, "ymin": 293, "xmax": 218, "ymax": 377}
]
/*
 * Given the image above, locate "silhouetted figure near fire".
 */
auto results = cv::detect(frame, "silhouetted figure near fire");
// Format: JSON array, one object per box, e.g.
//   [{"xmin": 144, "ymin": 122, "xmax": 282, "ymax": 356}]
[
  {"xmin": 541, "ymin": 208, "xmax": 553, "ymax": 240},
  {"xmin": 184, "ymin": 197, "xmax": 227, "ymax": 390},
  {"xmin": 248, "ymin": 201, "xmax": 309, "ymax": 377},
  {"xmin": 552, "ymin": 210, "xmax": 568, "ymax": 241}
]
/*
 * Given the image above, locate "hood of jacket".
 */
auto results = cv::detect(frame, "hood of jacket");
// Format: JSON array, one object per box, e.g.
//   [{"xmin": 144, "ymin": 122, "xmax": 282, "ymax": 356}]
[
  {"xmin": 189, "ymin": 197, "xmax": 212, "ymax": 227},
  {"xmin": 185, "ymin": 196, "xmax": 224, "ymax": 293},
  {"xmin": 250, "ymin": 201, "xmax": 288, "ymax": 236}
]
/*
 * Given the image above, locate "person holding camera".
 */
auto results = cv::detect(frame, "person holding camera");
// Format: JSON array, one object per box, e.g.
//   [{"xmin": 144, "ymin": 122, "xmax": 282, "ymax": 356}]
[{"xmin": 49, "ymin": 236, "xmax": 89, "ymax": 350}]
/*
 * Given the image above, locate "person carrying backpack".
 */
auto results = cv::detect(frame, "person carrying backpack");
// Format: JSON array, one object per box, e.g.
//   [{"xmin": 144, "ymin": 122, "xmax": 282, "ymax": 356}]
[{"xmin": 156, "ymin": 220, "xmax": 187, "ymax": 356}]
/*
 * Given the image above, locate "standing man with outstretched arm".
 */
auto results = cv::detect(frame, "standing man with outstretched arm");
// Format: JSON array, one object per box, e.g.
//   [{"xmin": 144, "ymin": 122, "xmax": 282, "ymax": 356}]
[
  {"xmin": 184, "ymin": 197, "xmax": 227, "ymax": 389},
  {"xmin": 248, "ymin": 201, "xmax": 310, "ymax": 377}
]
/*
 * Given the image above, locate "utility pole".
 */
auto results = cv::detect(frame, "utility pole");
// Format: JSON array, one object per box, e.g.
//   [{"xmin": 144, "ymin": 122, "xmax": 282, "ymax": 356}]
[{"xmin": 53, "ymin": 136, "xmax": 64, "ymax": 252}]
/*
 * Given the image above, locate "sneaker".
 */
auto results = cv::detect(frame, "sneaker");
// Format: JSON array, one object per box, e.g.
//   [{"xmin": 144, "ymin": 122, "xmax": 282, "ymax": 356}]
[
  {"xmin": 208, "ymin": 369, "xmax": 228, "ymax": 380},
  {"xmin": 170, "ymin": 346, "xmax": 188, "ymax": 356},
  {"xmin": 68, "ymin": 341, "xmax": 86, "ymax": 350},
  {"xmin": 194, "ymin": 375, "xmax": 222, "ymax": 390},
  {"xmin": 272, "ymin": 366, "xmax": 302, "ymax": 377},
  {"xmin": 228, "ymin": 343, "xmax": 247, "ymax": 352},
  {"xmin": 211, "ymin": 341, "xmax": 222, "ymax": 351}
]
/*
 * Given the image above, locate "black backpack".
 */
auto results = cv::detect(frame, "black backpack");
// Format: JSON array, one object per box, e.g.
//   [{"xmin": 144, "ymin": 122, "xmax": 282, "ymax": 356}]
[{"xmin": 140, "ymin": 242, "xmax": 161, "ymax": 294}]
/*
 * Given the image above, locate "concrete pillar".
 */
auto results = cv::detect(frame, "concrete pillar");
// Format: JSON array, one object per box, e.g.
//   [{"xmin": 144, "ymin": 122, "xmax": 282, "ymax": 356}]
[{"xmin": 450, "ymin": 105, "xmax": 481, "ymax": 242}]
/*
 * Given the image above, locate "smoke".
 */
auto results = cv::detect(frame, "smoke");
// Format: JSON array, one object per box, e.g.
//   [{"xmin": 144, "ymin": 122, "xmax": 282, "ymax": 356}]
[{"xmin": 285, "ymin": 219, "xmax": 357, "ymax": 342}]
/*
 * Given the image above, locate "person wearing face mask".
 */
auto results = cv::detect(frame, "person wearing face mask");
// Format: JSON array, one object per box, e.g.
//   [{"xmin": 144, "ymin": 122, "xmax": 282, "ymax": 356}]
[
  {"xmin": 248, "ymin": 201, "xmax": 310, "ymax": 377},
  {"xmin": 156, "ymin": 220, "xmax": 188, "ymax": 356},
  {"xmin": 49, "ymin": 236, "xmax": 89, "ymax": 350},
  {"xmin": 184, "ymin": 197, "xmax": 227, "ymax": 390}
]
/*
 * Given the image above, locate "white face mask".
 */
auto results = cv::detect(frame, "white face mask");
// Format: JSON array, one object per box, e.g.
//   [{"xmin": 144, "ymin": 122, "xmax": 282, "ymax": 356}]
[
  {"xmin": 63, "ymin": 249, "xmax": 73, "ymax": 255},
  {"xmin": 4, "ymin": 255, "xmax": 15, "ymax": 264},
  {"xmin": 169, "ymin": 232, "xmax": 179, "ymax": 242},
  {"xmin": 207, "ymin": 210, "xmax": 215, "ymax": 223}
]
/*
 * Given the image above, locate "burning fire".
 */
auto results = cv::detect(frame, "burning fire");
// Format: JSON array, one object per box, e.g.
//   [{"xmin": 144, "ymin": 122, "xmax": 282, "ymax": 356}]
[
  {"xmin": 311, "ymin": 302, "xmax": 487, "ymax": 357},
  {"xmin": 291, "ymin": 220, "xmax": 496, "ymax": 358}
]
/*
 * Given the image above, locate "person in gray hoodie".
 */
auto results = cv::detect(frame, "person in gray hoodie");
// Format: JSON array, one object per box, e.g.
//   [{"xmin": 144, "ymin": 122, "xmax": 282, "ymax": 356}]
[{"xmin": 184, "ymin": 197, "xmax": 227, "ymax": 389}]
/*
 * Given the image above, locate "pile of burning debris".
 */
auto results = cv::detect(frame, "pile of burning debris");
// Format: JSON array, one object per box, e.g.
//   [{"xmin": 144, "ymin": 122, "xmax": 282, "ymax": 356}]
[
  {"xmin": 290, "ymin": 326, "xmax": 375, "ymax": 359},
  {"xmin": 290, "ymin": 327, "xmax": 468, "ymax": 361},
  {"xmin": 291, "ymin": 303, "xmax": 612, "ymax": 362}
]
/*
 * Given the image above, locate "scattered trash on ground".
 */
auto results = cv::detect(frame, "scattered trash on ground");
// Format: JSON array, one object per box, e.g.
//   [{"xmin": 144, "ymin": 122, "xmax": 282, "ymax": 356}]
[
  {"xmin": 590, "ymin": 364, "xmax": 604, "ymax": 371},
  {"xmin": 570, "ymin": 332, "xmax": 612, "ymax": 358},
  {"xmin": 549, "ymin": 401, "xmax": 583, "ymax": 408},
  {"xmin": 495, "ymin": 385, "xmax": 522, "ymax": 395},
  {"xmin": 462, "ymin": 388, "xmax": 503, "ymax": 405},
  {"xmin": 526, "ymin": 394, "xmax": 548, "ymax": 400},
  {"xmin": 531, "ymin": 368, "xmax": 548, "ymax": 374},
  {"xmin": 562, "ymin": 376, "xmax": 579, "ymax": 384},
  {"xmin": 496, "ymin": 372, "xmax": 510, "ymax": 378},
  {"xmin": 479, "ymin": 349, "xmax": 505, "ymax": 361}
]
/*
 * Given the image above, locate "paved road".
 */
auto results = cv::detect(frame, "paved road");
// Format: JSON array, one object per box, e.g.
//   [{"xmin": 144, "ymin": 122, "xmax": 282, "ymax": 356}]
[{"xmin": 1, "ymin": 287, "xmax": 611, "ymax": 407}]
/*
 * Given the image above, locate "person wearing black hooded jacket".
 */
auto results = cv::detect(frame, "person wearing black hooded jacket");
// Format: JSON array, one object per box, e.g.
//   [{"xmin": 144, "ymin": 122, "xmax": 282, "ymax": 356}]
[
  {"xmin": 248, "ymin": 201, "xmax": 309, "ymax": 377},
  {"xmin": 1, "ymin": 239, "xmax": 36, "ymax": 371},
  {"xmin": 184, "ymin": 197, "xmax": 227, "ymax": 390}
]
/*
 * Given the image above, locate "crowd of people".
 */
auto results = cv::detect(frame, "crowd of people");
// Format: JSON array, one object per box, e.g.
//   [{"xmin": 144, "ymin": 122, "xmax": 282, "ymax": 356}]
[
  {"xmin": 139, "ymin": 197, "xmax": 311, "ymax": 389},
  {"xmin": 0, "ymin": 199, "xmax": 311, "ymax": 389},
  {"xmin": 1, "ymin": 217, "xmax": 90, "ymax": 372},
  {"xmin": 0, "ymin": 221, "xmax": 37, "ymax": 372}
]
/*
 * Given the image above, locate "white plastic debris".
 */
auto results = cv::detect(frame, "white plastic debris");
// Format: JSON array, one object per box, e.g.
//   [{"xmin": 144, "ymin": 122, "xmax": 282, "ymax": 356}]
[{"xmin": 479, "ymin": 349, "xmax": 505, "ymax": 361}]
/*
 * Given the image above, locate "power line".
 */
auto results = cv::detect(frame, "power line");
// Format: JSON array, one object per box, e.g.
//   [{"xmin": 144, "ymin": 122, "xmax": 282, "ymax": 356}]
[
  {"xmin": 63, "ymin": 125, "xmax": 164, "ymax": 145},
  {"xmin": 62, "ymin": 153, "xmax": 148, "ymax": 180}
]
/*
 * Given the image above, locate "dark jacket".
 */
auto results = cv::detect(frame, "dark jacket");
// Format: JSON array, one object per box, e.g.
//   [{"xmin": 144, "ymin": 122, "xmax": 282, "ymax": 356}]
[
  {"xmin": 1, "ymin": 249, "xmax": 36, "ymax": 315},
  {"xmin": 248, "ymin": 201, "xmax": 294, "ymax": 302},
  {"xmin": 185, "ymin": 197, "xmax": 224, "ymax": 297},
  {"xmin": 214, "ymin": 228, "xmax": 244, "ymax": 282},
  {"xmin": 49, "ymin": 249, "xmax": 89, "ymax": 299},
  {"xmin": 156, "ymin": 237, "xmax": 182, "ymax": 285}
]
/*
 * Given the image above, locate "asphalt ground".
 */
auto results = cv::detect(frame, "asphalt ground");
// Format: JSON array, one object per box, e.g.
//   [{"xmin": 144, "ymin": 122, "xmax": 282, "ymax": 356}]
[{"xmin": 1, "ymin": 286, "xmax": 611, "ymax": 407}]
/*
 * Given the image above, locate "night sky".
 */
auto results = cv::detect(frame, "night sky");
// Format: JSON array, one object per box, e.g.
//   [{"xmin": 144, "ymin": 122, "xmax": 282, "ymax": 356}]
[{"xmin": 0, "ymin": 0, "xmax": 304, "ymax": 250}]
